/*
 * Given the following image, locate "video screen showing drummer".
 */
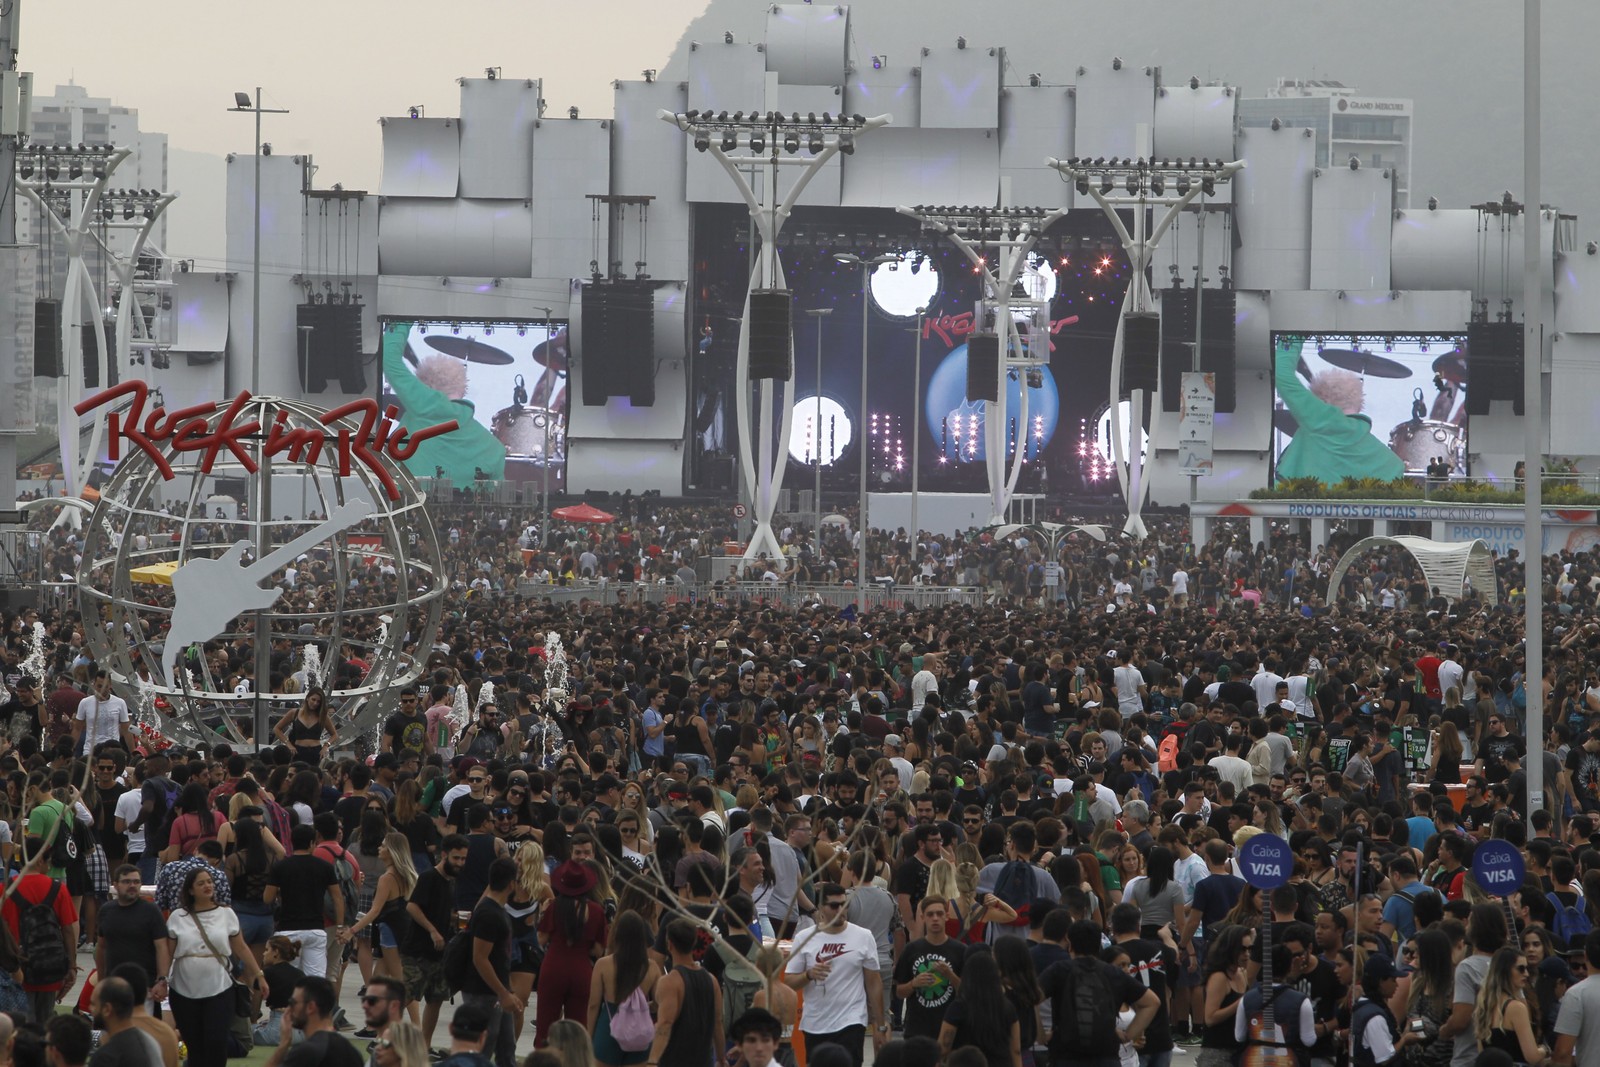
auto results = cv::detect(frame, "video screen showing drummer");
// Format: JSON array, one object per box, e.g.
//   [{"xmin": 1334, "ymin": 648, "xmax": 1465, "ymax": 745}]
[
  {"xmin": 379, "ymin": 321, "xmax": 569, "ymax": 487},
  {"xmin": 1270, "ymin": 334, "xmax": 1468, "ymax": 484}
]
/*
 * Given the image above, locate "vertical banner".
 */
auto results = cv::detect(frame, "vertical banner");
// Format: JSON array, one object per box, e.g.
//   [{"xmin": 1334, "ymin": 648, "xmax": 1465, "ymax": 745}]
[
  {"xmin": 0, "ymin": 245, "xmax": 35, "ymax": 435},
  {"xmin": 1178, "ymin": 371, "xmax": 1214, "ymax": 475},
  {"xmin": 1402, "ymin": 726, "xmax": 1432, "ymax": 777}
]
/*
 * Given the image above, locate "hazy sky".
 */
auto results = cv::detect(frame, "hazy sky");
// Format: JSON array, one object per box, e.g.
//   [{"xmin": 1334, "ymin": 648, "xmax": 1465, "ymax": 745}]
[{"xmin": 23, "ymin": 0, "xmax": 1600, "ymax": 254}]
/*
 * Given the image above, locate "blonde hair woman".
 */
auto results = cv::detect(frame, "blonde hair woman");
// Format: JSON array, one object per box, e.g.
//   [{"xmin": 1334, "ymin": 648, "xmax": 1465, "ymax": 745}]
[
  {"xmin": 372, "ymin": 1018, "xmax": 430, "ymax": 1067},
  {"xmin": 547, "ymin": 1018, "xmax": 597, "ymax": 1067},
  {"xmin": 337, "ymin": 832, "xmax": 419, "ymax": 1020},
  {"xmin": 925, "ymin": 858, "xmax": 1017, "ymax": 943},
  {"xmin": 619, "ymin": 783, "xmax": 654, "ymax": 848},
  {"xmin": 1473, "ymin": 946, "xmax": 1549, "ymax": 1066},
  {"xmin": 749, "ymin": 944, "xmax": 798, "ymax": 1059},
  {"xmin": 507, "ymin": 841, "xmax": 554, "ymax": 1041}
]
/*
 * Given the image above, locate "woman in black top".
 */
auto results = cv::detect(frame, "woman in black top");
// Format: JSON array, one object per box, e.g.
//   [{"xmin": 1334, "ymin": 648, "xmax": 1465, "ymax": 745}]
[
  {"xmin": 224, "ymin": 815, "xmax": 276, "ymax": 963},
  {"xmin": 272, "ymin": 686, "xmax": 337, "ymax": 763},
  {"xmin": 1198, "ymin": 925, "xmax": 1251, "ymax": 1067},
  {"xmin": 938, "ymin": 948, "xmax": 1020, "ymax": 1067},
  {"xmin": 250, "ymin": 936, "xmax": 305, "ymax": 1048}
]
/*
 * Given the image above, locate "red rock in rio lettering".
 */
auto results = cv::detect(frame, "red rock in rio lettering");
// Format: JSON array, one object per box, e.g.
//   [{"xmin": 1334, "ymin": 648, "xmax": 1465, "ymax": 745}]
[{"xmin": 73, "ymin": 382, "xmax": 458, "ymax": 501}]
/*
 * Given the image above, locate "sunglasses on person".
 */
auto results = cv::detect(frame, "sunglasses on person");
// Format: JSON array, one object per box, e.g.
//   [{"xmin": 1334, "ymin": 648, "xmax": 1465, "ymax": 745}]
[{"xmin": 468, "ymin": 776, "xmax": 486, "ymax": 784}]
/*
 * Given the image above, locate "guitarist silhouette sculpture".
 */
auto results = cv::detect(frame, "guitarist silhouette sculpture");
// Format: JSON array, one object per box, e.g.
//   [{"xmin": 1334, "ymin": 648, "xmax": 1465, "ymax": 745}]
[{"xmin": 161, "ymin": 501, "xmax": 371, "ymax": 687}]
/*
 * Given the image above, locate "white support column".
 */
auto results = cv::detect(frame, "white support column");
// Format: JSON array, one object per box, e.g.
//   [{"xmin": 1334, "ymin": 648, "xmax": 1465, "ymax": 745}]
[{"xmin": 662, "ymin": 112, "xmax": 890, "ymax": 568}]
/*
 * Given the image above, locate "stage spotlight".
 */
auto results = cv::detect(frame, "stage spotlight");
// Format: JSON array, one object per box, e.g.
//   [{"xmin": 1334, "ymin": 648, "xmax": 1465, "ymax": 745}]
[
  {"xmin": 1075, "ymin": 176, "xmax": 1090, "ymax": 196},
  {"xmin": 749, "ymin": 132, "xmax": 765, "ymax": 153},
  {"xmin": 408, "ymin": 106, "xmax": 421, "ymax": 119},
  {"xmin": 569, "ymin": 106, "xmax": 579, "ymax": 119},
  {"xmin": 1112, "ymin": 56, "xmax": 1123, "ymax": 70},
  {"xmin": 1100, "ymin": 174, "xmax": 1113, "ymax": 195},
  {"xmin": 721, "ymin": 130, "xmax": 737, "ymax": 151},
  {"xmin": 123, "ymin": 203, "xmax": 135, "ymax": 220},
  {"xmin": 717, "ymin": 111, "xmax": 729, "ymax": 121},
  {"xmin": 807, "ymin": 131, "xmax": 824, "ymax": 154},
  {"xmin": 1189, "ymin": 75, "xmax": 1200, "ymax": 90},
  {"xmin": 1125, "ymin": 175, "xmax": 1140, "ymax": 194},
  {"xmin": 1175, "ymin": 175, "xmax": 1191, "ymax": 196},
  {"xmin": 68, "ymin": 160, "xmax": 83, "ymax": 180},
  {"xmin": 1201, "ymin": 176, "xmax": 1215, "ymax": 196},
  {"xmin": 694, "ymin": 130, "xmax": 711, "ymax": 152},
  {"xmin": 872, "ymin": 55, "xmax": 884, "ymax": 70},
  {"xmin": 17, "ymin": 159, "xmax": 31, "ymax": 179},
  {"xmin": 782, "ymin": 132, "xmax": 799, "ymax": 153},
  {"xmin": 838, "ymin": 132, "xmax": 855, "ymax": 155},
  {"xmin": 956, "ymin": 36, "xmax": 967, "ymax": 49},
  {"xmin": 144, "ymin": 204, "xmax": 155, "ymax": 219},
  {"xmin": 1349, "ymin": 155, "xmax": 1360, "ymax": 170},
  {"xmin": 724, "ymin": 30, "xmax": 734, "ymax": 43},
  {"xmin": 45, "ymin": 162, "xmax": 59, "ymax": 181},
  {"xmin": 1150, "ymin": 174, "xmax": 1164, "ymax": 195}
]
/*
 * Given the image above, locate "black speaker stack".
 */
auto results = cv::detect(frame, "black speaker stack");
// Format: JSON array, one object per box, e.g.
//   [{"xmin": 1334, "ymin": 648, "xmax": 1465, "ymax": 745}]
[
  {"xmin": 296, "ymin": 303, "xmax": 365, "ymax": 393},
  {"xmin": 1465, "ymin": 321, "xmax": 1524, "ymax": 416},
  {"xmin": 1159, "ymin": 289, "xmax": 1236, "ymax": 412},
  {"xmin": 33, "ymin": 299, "xmax": 61, "ymax": 378},
  {"xmin": 580, "ymin": 280, "xmax": 655, "ymax": 407},
  {"xmin": 1121, "ymin": 313, "xmax": 1161, "ymax": 394},
  {"xmin": 965, "ymin": 333, "xmax": 1000, "ymax": 402},
  {"xmin": 747, "ymin": 290, "xmax": 794, "ymax": 380}
]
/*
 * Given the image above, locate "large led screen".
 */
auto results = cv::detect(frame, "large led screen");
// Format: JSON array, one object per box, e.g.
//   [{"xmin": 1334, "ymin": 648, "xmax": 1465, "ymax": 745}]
[
  {"xmin": 380, "ymin": 320, "xmax": 568, "ymax": 487},
  {"xmin": 1271, "ymin": 334, "xmax": 1468, "ymax": 484}
]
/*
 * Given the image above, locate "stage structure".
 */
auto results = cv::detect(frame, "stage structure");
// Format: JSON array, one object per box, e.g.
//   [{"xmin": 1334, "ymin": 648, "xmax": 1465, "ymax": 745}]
[
  {"xmin": 1324, "ymin": 534, "xmax": 1497, "ymax": 607},
  {"xmin": 18, "ymin": 143, "xmax": 136, "ymax": 495},
  {"xmin": 660, "ymin": 108, "xmax": 890, "ymax": 565},
  {"xmin": 897, "ymin": 205, "xmax": 1067, "ymax": 527},
  {"xmin": 1046, "ymin": 154, "xmax": 1243, "ymax": 537}
]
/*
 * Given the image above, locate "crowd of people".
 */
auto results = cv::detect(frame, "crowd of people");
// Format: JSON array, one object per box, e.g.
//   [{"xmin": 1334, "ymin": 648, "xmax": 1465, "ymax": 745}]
[{"xmin": 0, "ymin": 499, "xmax": 1596, "ymax": 1067}]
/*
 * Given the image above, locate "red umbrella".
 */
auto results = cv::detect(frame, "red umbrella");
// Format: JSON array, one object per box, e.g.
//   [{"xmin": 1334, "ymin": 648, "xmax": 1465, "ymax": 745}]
[{"xmin": 551, "ymin": 503, "xmax": 616, "ymax": 524}]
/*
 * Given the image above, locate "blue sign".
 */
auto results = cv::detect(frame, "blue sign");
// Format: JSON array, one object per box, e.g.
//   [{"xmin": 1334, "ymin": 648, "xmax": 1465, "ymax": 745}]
[
  {"xmin": 1472, "ymin": 840, "xmax": 1526, "ymax": 895},
  {"xmin": 1239, "ymin": 834, "xmax": 1292, "ymax": 890}
]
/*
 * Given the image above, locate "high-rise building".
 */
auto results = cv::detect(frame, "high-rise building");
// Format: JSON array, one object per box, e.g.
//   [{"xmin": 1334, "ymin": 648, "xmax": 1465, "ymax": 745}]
[{"xmin": 1237, "ymin": 78, "xmax": 1413, "ymax": 208}]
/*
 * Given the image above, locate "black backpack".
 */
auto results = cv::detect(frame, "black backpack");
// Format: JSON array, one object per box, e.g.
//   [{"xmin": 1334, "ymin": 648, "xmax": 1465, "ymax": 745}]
[
  {"xmin": 16, "ymin": 881, "xmax": 68, "ymax": 987},
  {"xmin": 991, "ymin": 859, "xmax": 1035, "ymax": 930},
  {"xmin": 1049, "ymin": 960, "xmax": 1118, "ymax": 1058},
  {"xmin": 42, "ymin": 803, "xmax": 78, "ymax": 872}
]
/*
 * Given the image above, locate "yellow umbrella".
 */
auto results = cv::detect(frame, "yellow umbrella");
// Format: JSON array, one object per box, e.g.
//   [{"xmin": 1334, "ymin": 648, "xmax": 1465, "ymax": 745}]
[{"xmin": 129, "ymin": 560, "xmax": 179, "ymax": 586}]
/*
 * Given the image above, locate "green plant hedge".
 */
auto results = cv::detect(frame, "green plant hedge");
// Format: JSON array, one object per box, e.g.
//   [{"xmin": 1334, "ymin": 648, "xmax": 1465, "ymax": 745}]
[{"xmin": 1248, "ymin": 476, "xmax": 1600, "ymax": 505}]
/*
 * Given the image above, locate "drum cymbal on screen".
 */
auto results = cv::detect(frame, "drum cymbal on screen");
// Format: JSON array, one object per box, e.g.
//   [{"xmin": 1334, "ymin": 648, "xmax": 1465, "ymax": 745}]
[
  {"xmin": 423, "ymin": 336, "xmax": 515, "ymax": 365},
  {"xmin": 531, "ymin": 331, "xmax": 569, "ymax": 373},
  {"xmin": 1431, "ymin": 352, "xmax": 1469, "ymax": 385},
  {"xmin": 1318, "ymin": 349, "xmax": 1411, "ymax": 379}
]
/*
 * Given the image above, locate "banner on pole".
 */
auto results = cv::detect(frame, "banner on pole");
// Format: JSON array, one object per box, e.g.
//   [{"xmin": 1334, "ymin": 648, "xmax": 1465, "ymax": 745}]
[{"xmin": 1178, "ymin": 371, "xmax": 1214, "ymax": 476}]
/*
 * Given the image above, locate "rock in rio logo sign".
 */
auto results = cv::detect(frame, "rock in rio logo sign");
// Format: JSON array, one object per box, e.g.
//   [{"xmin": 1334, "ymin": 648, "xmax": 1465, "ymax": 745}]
[{"xmin": 75, "ymin": 381, "xmax": 460, "ymax": 501}]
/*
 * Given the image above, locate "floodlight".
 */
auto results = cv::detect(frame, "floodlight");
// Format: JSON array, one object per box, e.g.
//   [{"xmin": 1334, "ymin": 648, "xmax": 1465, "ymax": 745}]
[
  {"xmin": 838, "ymin": 132, "xmax": 854, "ymax": 155},
  {"xmin": 234, "ymin": 92, "xmax": 252, "ymax": 109},
  {"xmin": 721, "ymin": 130, "xmax": 737, "ymax": 151},
  {"xmin": 807, "ymin": 131, "xmax": 824, "ymax": 154},
  {"xmin": 749, "ymin": 132, "xmax": 765, "ymax": 153},
  {"xmin": 783, "ymin": 132, "xmax": 799, "ymax": 153},
  {"xmin": 694, "ymin": 130, "xmax": 711, "ymax": 152}
]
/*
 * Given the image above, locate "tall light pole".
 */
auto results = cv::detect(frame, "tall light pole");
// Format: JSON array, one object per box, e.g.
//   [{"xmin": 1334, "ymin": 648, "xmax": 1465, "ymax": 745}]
[
  {"xmin": 911, "ymin": 307, "xmax": 926, "ymax": 548},
  {"xmin": 805, "ymin": 307, "xmax": 832, "ymax": 538},
  {"xmin": 1522, "ymin": 0, "xmax": 1544, "ymax": 813},
  {"xmin": 228, "ymin": 89, "xmax": 289, "ymax": 395},
  {"xmin": 835, "ymin": 253, "xmax": 896, "ymax": 591},
  {"xmin": 536, "ymin": 306, "xmax": 554, "ymax": 548}
]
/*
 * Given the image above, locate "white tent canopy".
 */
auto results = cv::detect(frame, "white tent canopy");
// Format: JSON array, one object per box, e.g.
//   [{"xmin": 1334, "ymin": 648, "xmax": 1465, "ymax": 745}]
[{"xmin": 1326, "ymin": 535, "xmax": 1498, "ymax": 606}]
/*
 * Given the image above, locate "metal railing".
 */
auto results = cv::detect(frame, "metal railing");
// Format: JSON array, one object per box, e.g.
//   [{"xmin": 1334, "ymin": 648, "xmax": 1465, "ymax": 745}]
[{"xmin": 513, "ymin": 578, "xmax": 986, "ymax": 610}]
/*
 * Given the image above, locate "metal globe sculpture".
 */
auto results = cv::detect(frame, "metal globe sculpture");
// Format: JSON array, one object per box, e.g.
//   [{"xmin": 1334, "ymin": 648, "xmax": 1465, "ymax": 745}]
[{"xmin": 75, "ymin": 391, "xmax": 447, "ymax": 749}]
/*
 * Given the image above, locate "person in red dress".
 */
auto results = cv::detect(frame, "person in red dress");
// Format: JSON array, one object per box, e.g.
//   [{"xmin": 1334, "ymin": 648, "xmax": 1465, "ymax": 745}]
[{"xmin": 534, "ymin": 860, "xmax": 608, "ymax": 1048}]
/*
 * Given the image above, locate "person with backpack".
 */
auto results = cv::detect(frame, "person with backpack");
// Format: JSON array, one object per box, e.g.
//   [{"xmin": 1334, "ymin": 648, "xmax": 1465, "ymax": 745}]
[
  {"xmin": 586, "ymin": 911, "xmax": 661, "ymax": 1067},
  {"xmin": 2, "ymin": 835, "xmax": 78, "ymax": 1024},
  {"xmin": 1546, "ymin": 855, "xmax": 1594, "ymax": 949},
  {"xmin": 1037, "ymin": 919, "xmax": 1158, "ymax": 1067},
  {"xmin": 975, "ymin": 821, "xmax": 1060, "ymax": 944},
  {"xmin": 455, "ymin": 857, "xmax": 521, "ymax": 1067},
  {"xmin": 263, "ymin": 824, "xmax": 342, "ymax": 980}
]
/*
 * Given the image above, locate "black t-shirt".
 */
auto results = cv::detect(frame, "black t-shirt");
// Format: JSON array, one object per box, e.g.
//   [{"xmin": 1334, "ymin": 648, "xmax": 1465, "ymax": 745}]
[
  {"xmin": 401, "ymin": 867, "xmax": 456, "ymax": 959},
  {"xmin": 1039, "ymin": 957, "xmax": 1150, "ymax": 1059},
  {"xmin": 893, "ymin": 857, "xmax": 935, "ymax": 909},
  {"xmin": 1480, "ymin": 734, "xmax": 1526, "ymax": 781},
  {"xmin": 98, "ymin": 899, "xmax": 168, "ymax": 980},
  {"xmin": 1119, "ymin": 938, "xmax": 1177, "ymax": 1053},
  {"xmin": 1461, "ymin": 803, "xmax": 1495, "ymax": 835},
  {"xmin": 263, "ymin": 961, "xmax": 303, "ymax": 1010},
  {"xmin": 282, "ymin": 1030, "xmax": 364, "ymax": 1067},
  {"xmin": 88, "ymin": 1027, "xmax": 161, "ymax": 1067},
  {"xmin": 1298, "ymin": 959, "xmax": 1346, "ymax": 1056},
  {"xmin": 333, "ymin": 795, "xmax": 368, "ymax": 846},
  {"xmin": 458, "ymin": 899, "xmax": 513, "ymax": 998},
  {"xmin": 268, "ymin": 854, "xmax": 337, "ymax": 931},
  {"xmin": 1568, "ymin": 745, "xmax": 1600, "ymax": 802},
  {"xmin": 97, "ymin": 783, "xmax": 129, "ymax": 859},
  {"xmin": 893, "ymin": 937, "xmax": 967, "ymax": 1040},
  {"xmin": 384, "ymin": 709, "xmax": 427, "ymax": 756},
  {"xmin": 943, "ymin": 995, "xmax": 1018, "ymax": 1067}
]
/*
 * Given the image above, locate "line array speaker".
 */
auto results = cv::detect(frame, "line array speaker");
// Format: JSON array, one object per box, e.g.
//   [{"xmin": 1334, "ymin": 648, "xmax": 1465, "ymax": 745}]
[
  {"xmin": 747, "ymin": 289, "xmax": 794, "ymax": 381},
  {"xmin": 965, "ymin": 332, "xmax": 999, "ymax": 402},
  {"xmin": 580, "ymin": 281, "xmax": 655, "ymax": 406},
  {"xmin": 33, "ymin": 299, "xmax": 60, "ymax": 378},
  {"xmin": 1159, "ymin": 289, "xmax": 1236, "ymax": 412},
  {"xmin": 296, "ymin": 303, "xmax": 365, "ymax": 394},
  {"xmin": 1121, "ymin": 313, "xmax": 1161, "ymax": 394},
  {"xmin": 1465, "ymin": 320, "xmax": 1524, "ymax": 416},
  {"xmin": 81, "ymin": 322, "xmax": 118, "ymax": 389}
]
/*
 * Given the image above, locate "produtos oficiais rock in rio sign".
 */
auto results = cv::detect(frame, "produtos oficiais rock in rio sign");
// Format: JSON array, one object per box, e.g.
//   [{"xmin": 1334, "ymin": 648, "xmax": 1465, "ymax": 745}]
[{"xmin": 71, "ymin": 385, "xmax": 455, "ymax": 751}]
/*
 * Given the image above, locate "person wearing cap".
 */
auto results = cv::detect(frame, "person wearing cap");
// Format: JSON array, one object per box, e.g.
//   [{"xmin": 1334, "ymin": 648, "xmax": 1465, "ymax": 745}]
[
  {"xmin": 434, "ymin": 1000, "xmax": 494, "ymax": 1067},
  {"xmin": 1351, "ymin": 953, "xmax": 1420, "ymax": 1065}
]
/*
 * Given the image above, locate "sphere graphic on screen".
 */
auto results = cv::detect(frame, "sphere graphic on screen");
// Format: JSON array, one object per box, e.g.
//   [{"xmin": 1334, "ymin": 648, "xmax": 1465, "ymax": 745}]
[
  {"xmin": 1095, "ymin": 399, "xmax": 1148, "ymax": 463},
  {"xmin": 869, "ymin": 252, "xmax": 940, "ymax": 317},
  {"xmin": 787, "ymin": 396, "xmax": 854, "ymax": 466},
  {"xmin": 925, "ymin": 342, "xmax": 1059, "ymax": 463}
]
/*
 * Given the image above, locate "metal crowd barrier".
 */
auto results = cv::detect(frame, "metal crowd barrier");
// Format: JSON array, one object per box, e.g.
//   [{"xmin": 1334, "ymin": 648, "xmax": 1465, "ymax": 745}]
[{"xmin": 513, "ymin": 579, "xmax": 985, "ymax": 610}]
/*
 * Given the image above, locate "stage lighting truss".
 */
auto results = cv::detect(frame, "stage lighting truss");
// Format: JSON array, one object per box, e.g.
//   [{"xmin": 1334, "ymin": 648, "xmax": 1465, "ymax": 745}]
[
  {"xmin": 903, "ymin": 205, "xmax": 1064, "ymax": 244},
  {"xmin": 16, "ymin": 143, "xmax": 120, "ymax": 186},
  {"xmin": 1047, "ymin": 156, "xmax": 1245, "ymax": 205},
  {"xmin": 662, "ymin": 109, "xmax": 884, "ymax": 159},
  {"xmin": 92, "ymin": 189, "xmax": 178, "ymax": 225}
]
